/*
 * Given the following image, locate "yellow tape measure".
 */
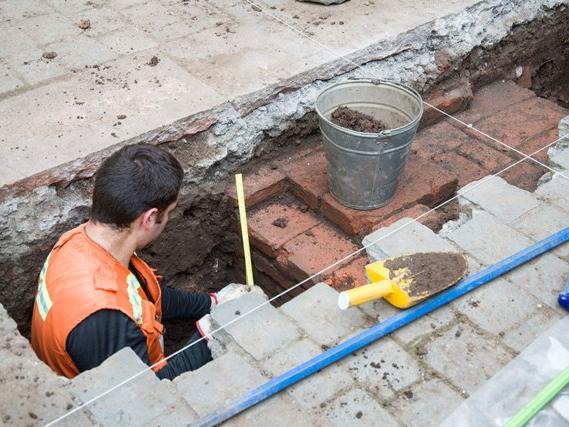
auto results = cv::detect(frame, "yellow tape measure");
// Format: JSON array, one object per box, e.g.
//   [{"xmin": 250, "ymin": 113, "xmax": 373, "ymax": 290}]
[{"xmin": 235, "ymin": 174, "xmax": 254, "ymax": 289}]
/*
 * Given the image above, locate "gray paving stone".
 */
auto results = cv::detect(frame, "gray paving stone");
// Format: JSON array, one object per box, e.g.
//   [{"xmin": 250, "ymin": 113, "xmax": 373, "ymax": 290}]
[
  {"xmin": 363, "ymin": 218, "xmax": 457, "ymax": 262},
  {"xmin": 6, "ymin": 51, "xmax": 68, "ymax": 85},
  {"xmin": 521, "ymin": 317, "xmax": 569, "ymax": 378},
  {"xmin": 424, "ymin": 323, "xmax": 513, "ymax": 394},
  {"xmin": 69, "ymin": 347, "xmax": 175, "ymax": 426},
  {"xmin": 388, "ymin": 379, "xmax": 464, "ymax": 427},
  {"xmin": 76, "ymin": 7, "xmax": 126, "ymax": 36},
  {"xmin": 439, "ymin": 402, "xmax": 494, "ymax": 427},
  {"xmin": 458, "ymin": 176, "xmax": 541, "ymax": 223},
  {"xmin": 361, "ymin": 298, "xmax": 457, "ymax": 346},
  {"xmin": 0, "ymin": 63, "xmax": 25, "ymax": 93},
  {"xmin": 342, "ymin": 337, "xmax": 423, "ymax": 400},
  {"xmin": 453, "ymin": 278, "xmax": 541, "ymax": 336},
  {"xmin": 550, "ymin": 148, "xmax": 569, "ymax": 170},
  {"xmin": 261, "ymin": 339, "xmax": 354, "ymax": 409},
  {"xmin": 502, "ymin": 305, "xmax": 564, "ymax": 353},
  {"xmin": 211, "ymin": 292, "xmax": 301, "ymax": 360},
  {"xmin": 513, "ymin": 204, "xmax": 569, "ymax": 258},
  {"xmin": 0, "ymin": 0, "xmax": 54, "ymax": 20},
  {"xmin": 174, "ymin": 352, "xmax": 266, "ymax": 417},
  {"xmin": 536, "ymin": 174, "xmax": 569, "ymax": 212},
  {"xmin": 228, "ymin": 394, "xmax": 317, "ymax": 427},
  {"xmin": 19, "ymin": 12, "xmax": 80, "ymax": 44},
  {"xmin": 99, "ymin": 27, "xmax": 159, "ymax": 55},
  {"xmin": 45, "ymin": 35, "xmax": 118, "ymax": 69},
  {"xmin": 143, "ymin": 398, "xmax": 198, "ymax": 427},
  {"xmin": 504, "ymin": 254, "xmax": 569, "ymax": 315},
  {"xmin": 444, "ymin": 210, "xmax": 534, "ymax": 265},
  {"xmin": 552, "ymin": 387, "xmax": 569, "ymax": 422},
  {"xmin": 280, "ymin": 283, "xmax": 372, "ymax": 347},
  {"xmin": 319, "ymin": 388, "xmax": 399, "ymax": 427},
  {"xmin": 560, "ymin": 115, "xmax": 569, "ymax": 139}
]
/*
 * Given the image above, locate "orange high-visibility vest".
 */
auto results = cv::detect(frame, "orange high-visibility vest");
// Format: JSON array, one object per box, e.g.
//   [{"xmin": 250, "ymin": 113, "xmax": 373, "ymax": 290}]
[{"xmin": 31, "ymin": 223, "xmax": 166, "ymax": 378}]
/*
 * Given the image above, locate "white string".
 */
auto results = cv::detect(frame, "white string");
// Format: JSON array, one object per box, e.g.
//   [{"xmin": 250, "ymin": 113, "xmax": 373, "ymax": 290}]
[{"xmin": 46, "ymin": 2, "xmax": 569, "ymax": 424}]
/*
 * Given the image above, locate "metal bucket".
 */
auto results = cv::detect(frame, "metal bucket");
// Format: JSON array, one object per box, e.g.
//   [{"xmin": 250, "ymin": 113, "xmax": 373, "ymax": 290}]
[{"xmin": 315, "ymin": 80, "xmax": 423, "ymax": 210}]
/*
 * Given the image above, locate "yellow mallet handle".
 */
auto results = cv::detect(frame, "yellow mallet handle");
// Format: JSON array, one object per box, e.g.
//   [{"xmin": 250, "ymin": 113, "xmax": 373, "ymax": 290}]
[{"xmin": 235, "ymin": 174, "xmax": 254, "ymax": 289}]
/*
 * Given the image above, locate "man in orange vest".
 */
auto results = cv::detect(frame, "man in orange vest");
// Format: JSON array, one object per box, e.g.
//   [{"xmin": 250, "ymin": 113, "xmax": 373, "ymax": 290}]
[{"xmin": 31, "ymin": 143, "xmax": 215, "ymax": 380}]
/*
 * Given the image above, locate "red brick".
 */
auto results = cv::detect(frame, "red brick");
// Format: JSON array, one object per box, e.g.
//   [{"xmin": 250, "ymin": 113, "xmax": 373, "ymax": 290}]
[
  {"xmin": 515, "ymin": 128, "xmax": 558, "ymax": 164},
  {"xmin": 413, "ymin": 120, "xmax": 472, "ymax": 160},
  {"xmin": 455, "ymin": 81, "xmax": 535, "ymax": 124},
  {"xmin": 320, "ymin": 155, "xmax": 458, "ymax": 235},
  {"xmin": 280, "ymin": 148, "xmax": 328, "ymax": 209},
  {"xmin": 324, "ymin": 255, "xmax": 369, "ymax": 292},
  {"xmin": 461, "ymin": 97, "xmax": 567, "ymax": 149},
  {"xmin": 421, "ymin": 82, "xmax": 473, "ymax": 128},
  {"xmin": 248, "ymin": 200, "xmax": 320, "ymax": 258},
  {"xmin": 251, "ymin": 250, "xmax": 304, "ymax": 295},
  {"xmin": 457, "ymin": 141, "xmax": 512, "ymax": 173},
  {"xmin": 368, "ymin": 204, "xmax": 447, "ymax": 233},
  {"xmin": 502, "ymin": 162, "xmax": 547, "ymax": 192},
  {"xmin": 278, "ymin": 222, "xmax": 360, "ymax": 284},
  {"xmin": 431, "ymin": 152, "xmax": 488, "ymax": 188},
  {"xmin": 226, "ymin": 165, "xmax": 286, "ymax": 207}
]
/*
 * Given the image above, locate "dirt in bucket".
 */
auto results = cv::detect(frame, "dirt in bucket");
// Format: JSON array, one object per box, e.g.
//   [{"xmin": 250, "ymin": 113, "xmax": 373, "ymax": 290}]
[
  {"xmin": 383, "ymin": 252, "xmax": 467, "ymax": 298},
  {"xmin": 331, "ymin": 106, "xmax": 387, "ymax": 133}
]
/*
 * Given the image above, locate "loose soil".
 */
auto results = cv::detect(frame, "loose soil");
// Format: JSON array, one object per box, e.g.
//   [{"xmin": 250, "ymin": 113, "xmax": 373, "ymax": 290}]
[
  {"xmin": 383, "ymin": 252, "xmax": 467, "ymax": 299},
  {"xmin": 331, "ymin": 106, "xmax": 387, "ymax": 133}
]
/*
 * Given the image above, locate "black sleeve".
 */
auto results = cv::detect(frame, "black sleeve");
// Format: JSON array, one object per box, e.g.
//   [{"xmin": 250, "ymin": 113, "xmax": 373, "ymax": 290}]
[
  {"xmin": 66, "ymin": 309, "xmax": 151, "ymax": 372},
  {"xmin": 67, "ymin": 310, "xmax": 212, "ymax": 381},
  {"xmin": 160, "ymin": 286, "xmax": 212, "ymax": 321}
]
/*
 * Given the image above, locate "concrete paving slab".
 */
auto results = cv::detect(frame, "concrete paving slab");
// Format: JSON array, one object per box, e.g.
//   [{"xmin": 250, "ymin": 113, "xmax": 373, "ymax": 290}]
[
  {"xmin": 69, "ymin": 347, "xmax": 176, "ymax": 426},
  {"xmin": 423, "ymin": 323, "xmax": 513, "ymax": 395},
  {"xmin": 319, "ymin": 387, "xmax": 399, "ymax": 427},
  {"xmin": 550, "ymin": 148, "xmax": 569, "ymax": 170},
  {"xmin": 513, "ymin": 204, "xmax": 569, "ymax": 258},
  {"xmin": 363, "ymin": 218, "xmax": 458, "ymax": 262},
  {"xmin": 174, "ymin": 352, "xmax": 267, "ymax": 417},
  {"xmin": 441, "ymin": 317, "xmax": 569, "ymax": 426},
  {"xmin": 453, "ymin": 278, "xmax": 542, "ymax": 336},
  {"xmin": 360, "ymin": 298, "xmax": 457, "ymax": 346},
  {"xmin": 280, "ymin": 283, "xmax": 372, "ymax": 346},
  {"xmin": 228, "ymin": 394, "xmax": 316, "ymax": 427},
  {"xmin": 504, "ymin": 254, "xmax": 569, "ymax": 315},
  {"xmin": 444, "ymin": 210, "xmax": 535, "ymax": 265},
  {"xmin": 143, "ymin": 398, "xmax": 198, "ymax": 427},
  {"xmin": 341, "ymin": 337, "xmax": 423, "ymax": 400},
  {"xmin": 0, "ymin": 0, "xmax": 484, "ymax": 188},
  {"xmin": 502, "ymin": 306, "xmax": 564, "ymax": 353},
  {"xmin": 0, "ymin": 54, "xmax": 224, "ymax": 183},
  {"xmin": 458, "ymin": 176, "xmax": 541, "ymax": 223},
  {"xmin": 388, "ymin": 379, "xmax": 464, "ymax": 427},
  {"xmin": 261, "ymin": 338, "xmax": 354, "ymax": 409},
  {"xmin": 211, "ymin": 292, "xmax": 301, "ymax": 360},
  {"xmin": 536, "ymin": 174, "xmax": 569, "ymax": 212}
]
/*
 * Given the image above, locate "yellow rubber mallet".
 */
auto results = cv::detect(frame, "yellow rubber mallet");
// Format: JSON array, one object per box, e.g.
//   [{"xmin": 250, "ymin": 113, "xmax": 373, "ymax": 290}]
[
  {"xmin": 235, "ymin": 174, "xmax": 254, "ymax": 290},
  {"xmin": 338, "ymin": 252, "xmax": 467, "ymax": 310}
]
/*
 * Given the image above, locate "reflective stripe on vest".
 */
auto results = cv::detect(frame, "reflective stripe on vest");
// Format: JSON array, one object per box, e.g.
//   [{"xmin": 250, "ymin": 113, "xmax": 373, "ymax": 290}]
[
  {"xmin": 36, "ymin": 254, "xmax": 53, "ymax": 321},
  {"xmin": 126, "ymin": 273, "xmax": 143, "ymax": 325}
]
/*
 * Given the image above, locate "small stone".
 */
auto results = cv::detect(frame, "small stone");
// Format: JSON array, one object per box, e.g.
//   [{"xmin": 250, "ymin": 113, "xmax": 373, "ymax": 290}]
[
  {"xmin": 355, "ymin": 411, "xmax": 363, "ymax": 419},
  {"xmin": 42, "ymin": 51, "xmax": 58, "ymax": 60},
  {"xmin": 455, "ymin": 328, "xmax": 462, "ymax": 338},
  {"xmin": 251, "ymin": 4, "xmax": 262, "ymax": 12},
  {"xmin": 117, "ymin": 114, "xmax": 127, "ymax": 120},
  {"xmin": 403, "ymin": 390, "xmax": 414, "ymax": 399},
  {"xmin": 339, "ymin": 21, "xmax": 345, "ymax": 25},
  {"xmin": 147, "ymin": 56, "xmax": 160, "ymax": 67},
  {"xmin": 78, "ymin": 19, "xmax": 91, "ymax": 30}
]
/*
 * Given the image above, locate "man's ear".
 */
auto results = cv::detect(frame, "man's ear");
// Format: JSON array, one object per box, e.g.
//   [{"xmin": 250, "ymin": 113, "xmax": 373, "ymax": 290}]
[{"xmin": 140, "ymin": 208, "xmax": 159, "ymax": 230}]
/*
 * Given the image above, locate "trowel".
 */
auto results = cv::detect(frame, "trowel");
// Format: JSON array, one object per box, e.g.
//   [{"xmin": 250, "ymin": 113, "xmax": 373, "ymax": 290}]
[{"xmin": 338, "ymin": 252, "xmax": 467, "ymax": 310}]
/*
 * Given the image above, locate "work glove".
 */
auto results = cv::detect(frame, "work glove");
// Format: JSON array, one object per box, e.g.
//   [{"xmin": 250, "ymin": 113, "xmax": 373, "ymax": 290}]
[
  {"xmin": 195, "ymin": 314, "xmax": 225, "ymax": 359},
  {"xmin": 210, "ymin": 283, "xmax": 265, "ymax": 308}
]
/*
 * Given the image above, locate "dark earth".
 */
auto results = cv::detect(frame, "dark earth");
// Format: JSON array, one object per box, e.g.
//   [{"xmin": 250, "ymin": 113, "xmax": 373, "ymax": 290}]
[
  {"xmin": 331, "ymin": 106, "xmax": 387, "ymax": 133},
  {"xmin": 383, "ymin": 252, "xmax": 467, "ymax": 299}
]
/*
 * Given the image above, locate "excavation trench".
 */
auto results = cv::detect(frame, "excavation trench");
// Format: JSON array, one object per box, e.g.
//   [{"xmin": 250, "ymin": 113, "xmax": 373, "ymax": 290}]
[{"xmin": 0, "ymin": 4, "xmax": 568, "ymax": 356}]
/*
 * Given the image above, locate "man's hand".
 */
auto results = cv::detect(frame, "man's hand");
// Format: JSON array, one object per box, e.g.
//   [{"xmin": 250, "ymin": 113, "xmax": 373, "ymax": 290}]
[{"xmin": 211, "ymin": 283, "xmax": 265, "ymax": 307}]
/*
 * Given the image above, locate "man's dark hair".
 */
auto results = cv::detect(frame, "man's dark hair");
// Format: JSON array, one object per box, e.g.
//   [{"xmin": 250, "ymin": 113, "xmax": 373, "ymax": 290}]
[{"xmin": 91, "ymin": 144, "xmax": 183, "ymax": 228}]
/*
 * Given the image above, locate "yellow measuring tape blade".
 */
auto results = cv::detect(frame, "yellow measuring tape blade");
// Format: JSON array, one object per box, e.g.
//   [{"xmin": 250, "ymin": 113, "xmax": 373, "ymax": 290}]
[{"xmin": 235, "ymin": 174, "xmax": 254, "ymax": 289}]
